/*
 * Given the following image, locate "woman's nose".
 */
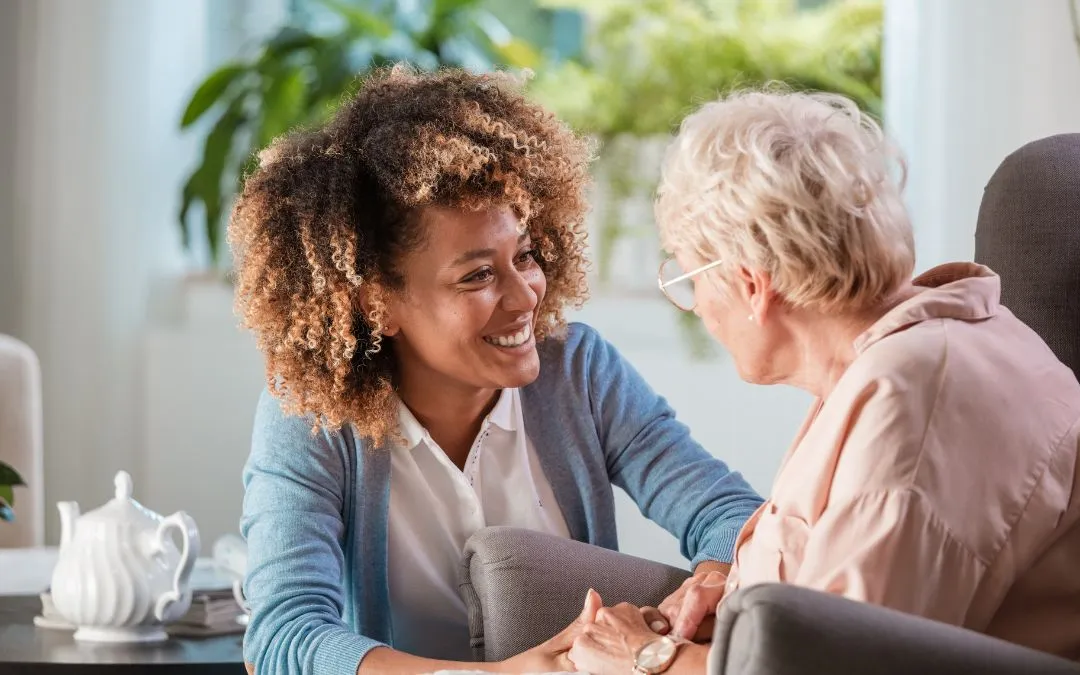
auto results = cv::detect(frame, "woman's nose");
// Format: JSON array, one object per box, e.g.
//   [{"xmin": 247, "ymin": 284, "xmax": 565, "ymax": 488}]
[{"xmin": 501, "ymin": 270, "xmax": 539, "ymax": 313}]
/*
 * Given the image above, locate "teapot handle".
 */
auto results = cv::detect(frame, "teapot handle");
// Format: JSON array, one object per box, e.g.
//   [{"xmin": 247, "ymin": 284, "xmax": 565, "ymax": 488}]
[{"xmin": 152, "ymin": 511, "xmax": 201, "ymax": 623}]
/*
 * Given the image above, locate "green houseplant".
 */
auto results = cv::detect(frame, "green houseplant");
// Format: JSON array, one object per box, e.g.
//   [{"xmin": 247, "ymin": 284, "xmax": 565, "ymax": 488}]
[
  {"xmin": 531, "ymin": 0, "xmax": 882, "ymax": 136},
  {"xmin": 0, "ymin": 461, "xmax": 26, "ymax": 522},
  {"xmin": 178, "ymin": 0, "xmax": 542, "ymax": 269},
  {"xmin": 527, "ymin": 0, "xmax": 883, "ymax": 355}
]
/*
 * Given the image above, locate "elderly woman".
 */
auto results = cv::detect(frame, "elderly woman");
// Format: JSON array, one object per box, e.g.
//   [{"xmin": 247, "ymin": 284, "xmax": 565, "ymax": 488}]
[
  {"xmin": 567, "ymin": 88, "xmax": 1080, "ymax": 675},
  {"xmin": 231, "ymin": 66, "xmax": 763, "ymax": 675}
]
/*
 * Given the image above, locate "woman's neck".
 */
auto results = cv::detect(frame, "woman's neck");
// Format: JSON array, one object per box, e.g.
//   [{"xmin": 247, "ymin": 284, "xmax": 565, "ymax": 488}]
[
  {"xmin": 780, "ymin": 285, "xmax": 918, "ymax": 399},
  {"xmin": 395, "ymin": 370, "xmax": 500, "ymax": 469}
]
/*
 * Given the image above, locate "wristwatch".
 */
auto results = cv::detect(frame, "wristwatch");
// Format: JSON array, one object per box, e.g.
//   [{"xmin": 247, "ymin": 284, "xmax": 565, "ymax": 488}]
[{"xmin": 632, "ymin": 635, "xmax": 686, "ymax": 675}]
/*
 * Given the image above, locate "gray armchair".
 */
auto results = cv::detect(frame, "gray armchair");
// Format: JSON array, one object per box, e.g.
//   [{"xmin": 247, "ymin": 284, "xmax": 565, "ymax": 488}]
[
  {"xmin": 462, "ymin": 528, "xmax": 1080, "ymax": 674},
  {"xmin": 459, "ymin": 134, "xmax": 1080, "ymax": 674},
  {"xmin": 460, "ymin": 527, "xmax": 691, "ymax": 662}
]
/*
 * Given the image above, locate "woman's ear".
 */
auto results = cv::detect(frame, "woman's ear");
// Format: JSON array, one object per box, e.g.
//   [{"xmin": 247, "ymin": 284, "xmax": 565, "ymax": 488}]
[
  {"xmin": 357, "ymin": 285, "xmax": 399, "ymax": 337},
  {"xmin": 736, "ymin": 266, "xmax": 775, "ymax": 324}
]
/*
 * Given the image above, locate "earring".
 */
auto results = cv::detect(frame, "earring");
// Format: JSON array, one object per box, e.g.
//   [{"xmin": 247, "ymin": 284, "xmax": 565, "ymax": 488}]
[{"xmin": 747, "ymin": 314, "xmax": 754, "ymax": 322}]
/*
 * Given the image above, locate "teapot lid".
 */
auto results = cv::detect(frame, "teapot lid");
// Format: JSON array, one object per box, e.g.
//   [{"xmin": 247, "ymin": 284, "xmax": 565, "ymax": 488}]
[{"xmin": 79, "ymin": 470, "xmax": 161, "ymax": 527}]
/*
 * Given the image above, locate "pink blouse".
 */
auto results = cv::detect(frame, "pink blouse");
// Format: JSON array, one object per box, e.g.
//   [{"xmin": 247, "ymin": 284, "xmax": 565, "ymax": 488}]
[{"xmin": 726, "ymin": 263, "xmax": 1080, "ymax": 660}]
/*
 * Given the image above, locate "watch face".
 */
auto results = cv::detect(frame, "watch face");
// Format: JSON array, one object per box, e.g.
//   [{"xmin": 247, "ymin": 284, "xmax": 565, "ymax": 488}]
[{"xmin": 637, "ymin": 637, "xmax": 678, "ymax": 671}]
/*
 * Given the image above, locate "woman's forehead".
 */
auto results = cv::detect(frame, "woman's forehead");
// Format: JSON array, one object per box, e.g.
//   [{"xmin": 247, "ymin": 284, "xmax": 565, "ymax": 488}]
[{"xmin": 417, "ymin": 205, "xmax": 526, "ymax": 250}]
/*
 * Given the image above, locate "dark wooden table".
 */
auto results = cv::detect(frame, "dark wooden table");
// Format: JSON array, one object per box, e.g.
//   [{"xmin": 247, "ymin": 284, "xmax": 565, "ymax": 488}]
[{"xmin": 0, "ymin": 595, "xmax": 246, "ymax": 674}]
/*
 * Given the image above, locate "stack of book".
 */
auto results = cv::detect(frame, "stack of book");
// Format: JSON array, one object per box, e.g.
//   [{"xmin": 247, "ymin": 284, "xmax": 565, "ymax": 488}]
[{"xmin": 168, "ymin": 587, "xmax": 247, "ymax": 637}]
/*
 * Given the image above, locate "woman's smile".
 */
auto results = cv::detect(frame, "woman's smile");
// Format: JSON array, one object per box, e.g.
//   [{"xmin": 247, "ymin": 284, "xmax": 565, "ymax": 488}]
[{"xmin": 482, "ymin": 321, "xmax": 533, "ymax": 350}]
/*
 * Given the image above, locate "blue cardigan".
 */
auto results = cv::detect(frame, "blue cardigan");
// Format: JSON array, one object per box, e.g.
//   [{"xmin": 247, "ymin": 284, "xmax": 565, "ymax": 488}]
[{"xmin": 241, "ymin": 323, "xmax": 763, "ymax": 675}]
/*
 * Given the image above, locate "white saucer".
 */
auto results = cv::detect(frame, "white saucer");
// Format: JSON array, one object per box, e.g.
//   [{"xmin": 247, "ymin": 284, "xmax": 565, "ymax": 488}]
[
  {"xmin": 33, "ymin": 615, "xmax": 75, "ymax": 630},
  {"xmin": 74, "ymin": 625, "xmax": 169, "ymax": 643}
]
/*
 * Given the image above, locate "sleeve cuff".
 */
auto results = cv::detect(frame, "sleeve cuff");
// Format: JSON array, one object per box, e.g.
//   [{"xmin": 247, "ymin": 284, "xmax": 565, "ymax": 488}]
[
  {"xmin": 312, "ymin": 630, "xmax": 384, "ymax": 675},
  {"xmin": 690, "ymin": 525, "xmax": 740, "ymax": 567}
]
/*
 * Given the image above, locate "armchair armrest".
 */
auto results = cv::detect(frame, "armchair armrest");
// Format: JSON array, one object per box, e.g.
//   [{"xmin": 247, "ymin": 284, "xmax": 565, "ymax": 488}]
[
  {"xmin": 460, "ymin": 527, "xmax": 691, "ymax": 662},
  {"xmin": 712, "ymin": 583, "xmax": 1080, "ymax": 675}
]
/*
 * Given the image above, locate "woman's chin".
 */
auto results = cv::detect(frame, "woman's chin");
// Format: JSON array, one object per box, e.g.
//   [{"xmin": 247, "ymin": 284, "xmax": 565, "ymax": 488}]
[
  {"xmin": 504, "ymin": 357, "xmax": 542, "ymax": 388},
  {"xmin": 480, "ymin": 341, "xmax": 541, "ymax": 388},
  {"xmin": 733, "ymin": 359, "xmax": 766, "ymax": 386}
]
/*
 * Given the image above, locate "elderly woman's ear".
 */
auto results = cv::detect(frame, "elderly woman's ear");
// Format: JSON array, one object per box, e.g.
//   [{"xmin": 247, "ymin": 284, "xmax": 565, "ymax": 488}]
[{"xmin": 733, "ymin": 265, "xmax": 776, "ymax": 324}]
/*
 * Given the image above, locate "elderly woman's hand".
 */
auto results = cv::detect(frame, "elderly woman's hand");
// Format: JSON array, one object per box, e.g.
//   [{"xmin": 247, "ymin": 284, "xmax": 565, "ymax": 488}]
[
  {"xmin": 650, "ymin": 561, "xmax": 729, "ymax": 641},
  {"xmin": 568, "ymin": 601, "xmax": 658, "ymax": 675}
]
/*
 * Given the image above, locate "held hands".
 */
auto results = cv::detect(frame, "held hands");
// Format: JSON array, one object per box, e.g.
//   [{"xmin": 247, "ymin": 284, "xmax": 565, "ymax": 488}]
[
  {"xmin": 566, "ymin": 593, "xmax": 657, "ymax": 675},
  {"xmin": 512, "ymin": 562, "xmax": 728, "ymax": 675}
]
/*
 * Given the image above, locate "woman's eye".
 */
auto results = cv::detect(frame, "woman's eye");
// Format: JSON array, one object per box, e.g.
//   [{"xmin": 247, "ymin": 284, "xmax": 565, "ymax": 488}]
[
  {"xmin": 464, "ymin": 268, "xmax": 494, "ymax": 283},
  {"xmin": 460, "ymin": 251, "xmax": 536, "ymax": 285}
]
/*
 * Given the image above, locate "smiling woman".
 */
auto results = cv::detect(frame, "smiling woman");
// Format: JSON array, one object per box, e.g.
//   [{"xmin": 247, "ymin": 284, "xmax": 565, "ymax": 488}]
[
  {"xmin": 229, "ymin": 65, "xmax": 762, "ymax": 675},
  {"xmin": 230, "ymin": 65, "xmax": 590, "ymax": 447},
  {"xmin": 385, "ymin": 206, "xmax": 549, "ymax": 447}
]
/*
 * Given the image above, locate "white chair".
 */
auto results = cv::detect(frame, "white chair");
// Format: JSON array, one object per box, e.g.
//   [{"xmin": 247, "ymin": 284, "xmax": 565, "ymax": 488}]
[{"xmin": 0, "ymin": 334, "xmax": 44, "ymax": 547}]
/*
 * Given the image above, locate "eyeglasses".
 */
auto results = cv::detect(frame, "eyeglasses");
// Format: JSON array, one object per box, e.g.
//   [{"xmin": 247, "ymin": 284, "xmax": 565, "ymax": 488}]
[{"xmin": 657, "ymin": 256, "xmax": 723, "ymax": 311}]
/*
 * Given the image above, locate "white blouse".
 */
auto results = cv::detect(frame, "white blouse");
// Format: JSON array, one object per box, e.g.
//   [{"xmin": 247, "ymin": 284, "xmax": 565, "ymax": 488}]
[{"xmin": 386, "ymin": 388, "xmax": 571, "ymax": 660}]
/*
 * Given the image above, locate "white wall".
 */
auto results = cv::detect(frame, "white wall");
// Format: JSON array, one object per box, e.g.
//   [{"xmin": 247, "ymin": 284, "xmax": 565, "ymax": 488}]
[
  {"xmin": 7, "ymin": 0, "xmax": 203, "ymax": 542},
  {"xmin": 885, "ymin": 0, "xmax": 1080, "ymax": 269},
  {"xmin": 0, "ymin": 1, "xmax": 18, "ymax": 338},
  {"xmin": 142, "ymin": 284, "xmax": 265, "ymax": 550}
]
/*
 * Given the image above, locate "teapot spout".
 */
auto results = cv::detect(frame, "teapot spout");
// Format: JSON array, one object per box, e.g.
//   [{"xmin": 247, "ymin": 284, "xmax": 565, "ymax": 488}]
[{"xmin": 57, "ymin": 501, "xmax": 80, "ymax": 550}]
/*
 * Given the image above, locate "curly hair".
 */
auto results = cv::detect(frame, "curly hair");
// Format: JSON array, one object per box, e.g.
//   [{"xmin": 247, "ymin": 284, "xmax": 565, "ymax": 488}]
[{"xmin": 229, "ymin": 66, "xmax": 593, "ymax": 443}]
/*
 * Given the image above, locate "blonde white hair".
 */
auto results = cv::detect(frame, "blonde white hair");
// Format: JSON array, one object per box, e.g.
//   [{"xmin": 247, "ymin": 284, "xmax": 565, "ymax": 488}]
[{"xmin": 655, "ymin": 87, "xmax": 914, "ymax": 313}]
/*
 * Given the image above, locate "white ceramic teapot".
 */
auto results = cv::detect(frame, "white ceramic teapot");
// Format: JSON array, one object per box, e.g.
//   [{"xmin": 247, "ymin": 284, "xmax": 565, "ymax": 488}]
[{"xmin": 49, "ymin": 470, "xmax": 200, "ymax": 643}]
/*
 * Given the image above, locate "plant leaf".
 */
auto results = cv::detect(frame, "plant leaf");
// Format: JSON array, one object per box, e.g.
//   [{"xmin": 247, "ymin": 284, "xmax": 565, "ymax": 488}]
[
  {"xmin": 179, "ymin": 98, "xmax": 247, "ymax": 266},
  {"xmin": 180, "ymin": 64, "xmax": 247, "ymax": 129},
  {"xmin": 258, "ymin": 66, "xmax": 308, "ymax": 147},
  {"xmin": 264, "ymin": 26, "xmax": 322, "ymax": 57},
  {"xmin": 321, "ymin": 0, "xmax": 393, "ymax": 38},
  {"xmin": 472, "ymin": 10, "xmax": 513, "ymax": 45},
  {"xmin": 309, "ymin": 36, "xmax": 355, "ymax": 104},
  {"xmin": 178, "ymin": 173, "xmax": 197, "ymax": 251},
  {"xmin": 0, "ymin": 462, "xmax": 25, "ymax": 487},
  {"xmin": 469, "ymin": 11, "xmax": 541, "ymax": 67},
  {"xmin": 201, "ymin": 100, "xmax": 247, "ymax": 265},
  {"xmin": 0, "ymin": 485, "xmax": 12, "ymax": 509},
  {"xmin": 434, "ymin": 0, "xmax": 481, "ymax": 20},
  {"xmin": 534, "ymin": 0, "xmax": 623, "ymax": 17},
  {"xmin": 493, "ymin": 38, "xmax": 541, "ymax": 68}
]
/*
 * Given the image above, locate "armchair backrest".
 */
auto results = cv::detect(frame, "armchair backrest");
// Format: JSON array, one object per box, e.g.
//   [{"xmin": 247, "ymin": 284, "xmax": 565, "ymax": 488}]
[{"xmin": 975, "ymin": 133, "xmax": 1080, "ymax": 375}]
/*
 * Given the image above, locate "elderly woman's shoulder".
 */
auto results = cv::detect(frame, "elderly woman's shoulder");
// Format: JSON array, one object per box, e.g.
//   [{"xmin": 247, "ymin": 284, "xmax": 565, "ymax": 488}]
[{"xmin": 847, "ymin": 322, "xmax": 950, "ymax": 395}]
